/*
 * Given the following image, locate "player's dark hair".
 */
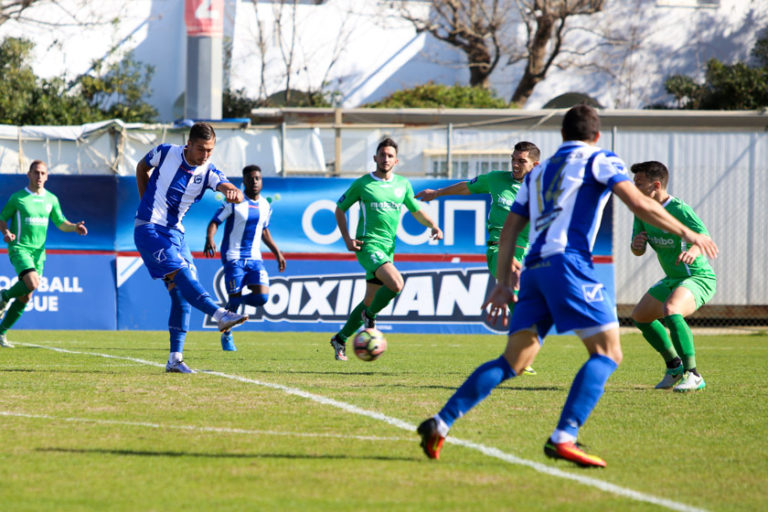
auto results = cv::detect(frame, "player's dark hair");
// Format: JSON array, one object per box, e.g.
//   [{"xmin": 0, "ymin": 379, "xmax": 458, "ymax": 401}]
[
  {"xmin": 514, "ymin": 141, "xmax": 540, "ymax": 161},
  {"xmin": 631, "ymin": 161, "xmax": 669, "ymax": 188},
  {"xmin": 562, "ymin": 104, "xmax": 600, "ymax": 142},
  {"xmin": 189, "ymin": 122, "xmax": 216, "ymax": 142},
  {"xmin": 242, "ymin": 164, "xmax": 262, "ymax": 177},
  {"xmin": 28, "ymin": 160, "xmax": 46, "ymax": 172},
  {"xmin": 376, "ymin": 137, "xmax": 398, "ymax": 154}
]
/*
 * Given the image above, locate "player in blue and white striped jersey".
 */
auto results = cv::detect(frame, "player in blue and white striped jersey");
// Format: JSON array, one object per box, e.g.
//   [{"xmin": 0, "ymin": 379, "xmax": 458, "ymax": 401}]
[
  {"xmin": 418, "ymin": 105, "xmax": 719, "ymax": 467},
  {"xmin": 134, "ymin": 122, "xmax": 249, "ymax": 374},
  {"xmin": 205, "ymin": 165, "xmax": 286, "ymax": 351}
]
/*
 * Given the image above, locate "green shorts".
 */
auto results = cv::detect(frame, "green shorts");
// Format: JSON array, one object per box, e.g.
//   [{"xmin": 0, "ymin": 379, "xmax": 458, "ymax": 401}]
[
  {"xmin": 356, "ymin": 243, "xmax": 394, "ymax": 281},
  {"xmin": 8, "ymin": 246, "xmax": 45, "ymax": 276},
  {"xmin": 648, "ymin": 275, "xmax": 716, "ymax": 309},
  {"xmin": 486, "ymin": 244, "xmax": 526, "ymax": 280}
]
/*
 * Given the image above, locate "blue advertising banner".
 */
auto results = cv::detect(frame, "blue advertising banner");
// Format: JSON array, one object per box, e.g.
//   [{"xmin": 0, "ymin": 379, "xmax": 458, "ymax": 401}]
[
  {"xmin": 117, "ymin": 253, "xmax": 615, "ymax": 335},
  {"xmin": 115, "ymin": 176, "xmax": 613, "ymax": 257},
  {"xmin": 0, "ymin": 251, "xmax": 116, "ymax": 330},
  {"xmin": 2, "ymin": 175, "xmax": 615, "ymax": 333}
]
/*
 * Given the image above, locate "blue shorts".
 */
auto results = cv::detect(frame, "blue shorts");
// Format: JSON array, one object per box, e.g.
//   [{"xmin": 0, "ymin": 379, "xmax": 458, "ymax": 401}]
[
  {"xmin": 223, "ymin": 259, "xmax": 269, "ymax": 295},
  {"xmin": 509, "ymin": 252, "xmax": 618, "ymax": 338},
  {"xmin": 134, "ymin": 223, "xmax": 194, "ymax": 280}
]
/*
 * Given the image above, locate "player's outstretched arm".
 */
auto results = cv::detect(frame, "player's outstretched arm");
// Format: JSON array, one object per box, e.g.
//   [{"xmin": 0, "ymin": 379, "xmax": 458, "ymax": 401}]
[
  {"xmin": 411, "ymin": 209, "xmax": 443, "ymax": 240},
  {"xmin": 59, "ymin": 220, "xmax": 87, "ymax": 236},
  {"xmin": 262, "ymin": 227, "xmax": 286, "ymax": 272},
  {"xmin": 217, "ymin": 183, "xmax": 243, "ymax": 204},
  {"xmin": 0, "ymin": 219, "xmax": 15, "ymax": 243},
  {"xmin": 204, "ymin": 221, "xmax": 218, "ymax": 257},
  {"xmin": 335, "ymin": 206, "xmax": 362, "ymax": 252},
  {"xmin": 136, "ymin": 159, "xmax": 153, "ymax": 198},
  {"xmin": 415, "ymin": 181, "xmax": 470, "ymax": 202},
  {"xmin": 613, "ymin": 181, "xmax": 718, "ymax": 259}
]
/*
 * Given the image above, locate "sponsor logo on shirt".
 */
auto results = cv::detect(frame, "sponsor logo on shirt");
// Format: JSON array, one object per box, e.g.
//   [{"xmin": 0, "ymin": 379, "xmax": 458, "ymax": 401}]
[
  {"xmin": 370, "ymin": 201, "xmax": 400, "ymax": 210},
  {"xmin": 25, "ymin": 217, "xmax": 49, "ymax": 226},
  {"xmin": 648, "ymin": 235, "xmax": 675, "ymax": 247}
]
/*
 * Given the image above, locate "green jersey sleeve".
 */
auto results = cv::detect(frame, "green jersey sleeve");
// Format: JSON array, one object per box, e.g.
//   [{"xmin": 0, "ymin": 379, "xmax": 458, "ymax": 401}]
[
  {"xmin": 632, "ymin": 216, "xmax": 644, "ymax": 239},
  {"xmin": 402, "ymin": 180, "xmax": 420, "ymax": 213},
  {"xmin": 337, "ymin": 178, "xmax": 363, "ymax": 212},
  {"xmin": 0, "ymin": 192, "xmax": 18, "ymax": 222},
  {"xmin": 49, "ymin": 193, "xmax": 68, "ymax": 227},
  {"xmin": 466, "ymin": 174, "xmax": 490, "ymax": 194}
]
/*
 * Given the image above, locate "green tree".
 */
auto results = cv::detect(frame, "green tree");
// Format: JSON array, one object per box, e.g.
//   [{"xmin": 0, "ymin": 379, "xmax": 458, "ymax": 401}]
[
  {"xmin": 78, "ymin": 54, "xmax": 158, "ymax": 122},
  {"xmin": 663, "ymin": 32, "xmax": 768, "ymax": 110},
  {"xmin": 365, "ymin": 82, "xmax": 510, "ymax": 108},
  {"xmin": 0, "ymin": 37, "xmax": 157, "ymax": 125}
]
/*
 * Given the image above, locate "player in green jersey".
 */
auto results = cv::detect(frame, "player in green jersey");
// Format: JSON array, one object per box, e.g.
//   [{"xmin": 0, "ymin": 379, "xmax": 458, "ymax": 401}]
[
  {"xmin": 329, "ymin": 138, "xmax": 443, "ymax": 361},
  {"xmin": 630, "ymin": 161, "xmax": 716, "ymax": 392},
  {"xmin": 0, "ymin": 160, "xmax": 88, "ymax": 347},
  {"xmin": 415, "ymin": 141, "xmax": 540, "ymax": 374}
]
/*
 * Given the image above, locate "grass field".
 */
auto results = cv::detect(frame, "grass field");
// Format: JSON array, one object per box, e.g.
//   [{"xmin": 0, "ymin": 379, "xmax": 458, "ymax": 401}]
[{"xmin": 0, "ymin": 329, "xmax": 766, "ymax": 511}]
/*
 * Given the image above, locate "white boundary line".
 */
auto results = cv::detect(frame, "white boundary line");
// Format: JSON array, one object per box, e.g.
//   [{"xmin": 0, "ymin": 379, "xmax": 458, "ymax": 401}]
[
  {"xmin": 0, "ymin": 411, "xmax": 409, "ymax": 442},
  {"xmin": 19, "ymin": 343, "xmax": 707, "ymax": 512}
]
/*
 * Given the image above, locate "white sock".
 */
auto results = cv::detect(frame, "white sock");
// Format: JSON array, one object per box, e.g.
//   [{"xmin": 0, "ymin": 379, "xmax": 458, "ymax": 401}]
[
  {"xmin": 550, "ymin": 429, "xmax": 577, "ymax": 444},
  {"xmin": 434, "ymin": 414, "xmax": 450, "ymax": 437},
  {"xmin": 169, "ymin": 352, "xmax": 183, "ymax": 364},
  {"xmin": 212, "ymin": 308, "xmax": 226, "ymax": 322}
]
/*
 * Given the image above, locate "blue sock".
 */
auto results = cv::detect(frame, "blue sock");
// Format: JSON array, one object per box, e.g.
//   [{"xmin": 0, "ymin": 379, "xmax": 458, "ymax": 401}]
[
  {"xmin": 556, "ymin": 353, "xmax": 618, "ymax": 437},
  {"xmin": 226, "ymin": 295, "xmax": 243, "ymax": 313},
  {"xmin": 172, "ymin": 266, "xmax": 220, "ymax": 316},
  {"xmin": 438, "ymin": 355, "xmax": 516, "ymax": 427},
  {"xmin": 243, "ymin": 293, "xmax": 269, "ymax": 308},
  {"xmin": 168, "ymin": 286, "xmax": 190, "ymax": 353}
]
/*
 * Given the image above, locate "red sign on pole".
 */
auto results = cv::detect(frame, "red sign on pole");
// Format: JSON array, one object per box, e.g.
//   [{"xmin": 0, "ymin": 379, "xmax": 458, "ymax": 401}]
[{"xmin": 185, "ymin": 0, "xmax": 224, "ymax": 37}]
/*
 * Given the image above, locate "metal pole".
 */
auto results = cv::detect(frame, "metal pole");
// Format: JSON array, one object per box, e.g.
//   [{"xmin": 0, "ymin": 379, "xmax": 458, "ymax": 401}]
[
  {"xmin": 447, "ymin": 123, "xmax": 453, "ymax": 177},
  {"xmin": 334, "ymin": 108, "xmax": 342, "ymax": 176},
  {"xmin": 281, "ymin": 122, "xmax": 287, "ymax": 175}
]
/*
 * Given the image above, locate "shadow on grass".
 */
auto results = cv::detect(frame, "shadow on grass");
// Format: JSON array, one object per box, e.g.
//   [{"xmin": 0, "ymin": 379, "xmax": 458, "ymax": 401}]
[{"xmin": 36, "ymin": 447, "xmax": 413, "ymax": 462}]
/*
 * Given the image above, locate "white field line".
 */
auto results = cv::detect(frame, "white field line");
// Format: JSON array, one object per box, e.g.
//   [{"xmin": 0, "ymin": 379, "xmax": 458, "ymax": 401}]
[
  {"xmin": 19, "ymin": 342, "xmax": 707, "ymax": 512},
  {"xmin": 0, "ymin": 411, "xmax": 408, "ymax": 442}
]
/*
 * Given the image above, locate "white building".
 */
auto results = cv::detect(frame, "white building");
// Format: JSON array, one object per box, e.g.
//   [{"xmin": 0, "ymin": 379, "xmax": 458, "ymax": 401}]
[{"xmin": 0, "ymin": 0, "xmax": 764, "ymax": 122}]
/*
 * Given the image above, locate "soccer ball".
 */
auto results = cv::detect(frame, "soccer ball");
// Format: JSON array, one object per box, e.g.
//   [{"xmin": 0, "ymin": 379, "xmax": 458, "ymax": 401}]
[{"xmin": 353, "ymin": 328, "xmax": 387, "ymax": 362}]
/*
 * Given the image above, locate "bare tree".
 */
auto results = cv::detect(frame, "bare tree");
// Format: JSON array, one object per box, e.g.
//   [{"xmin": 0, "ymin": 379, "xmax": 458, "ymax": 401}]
[
  {"xmin": 392, "ymin": 0, "xmax": 605, "ymax": 104},
  {"xmin": 394, "ymin": 0, "xmax": 509, "ymax": 89},
  {"xmin": 509, "ymin": 0, "xmax": 605, "ymax": 105},
  {"xmin": 0, "ymin": 0, "xmax": 41, "ymax": 24},
  {"xmin": 245, "ymin": 0, "xmax": 354, "ymax": 106}
]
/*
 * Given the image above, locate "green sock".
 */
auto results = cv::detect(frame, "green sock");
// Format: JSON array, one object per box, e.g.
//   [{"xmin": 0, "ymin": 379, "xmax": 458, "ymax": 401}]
[
  {"xmin": 634, "ymin": 319, "xmax": 679, "ymax": 363},
  {"xmin": 665, "ymin": 314, "xmax": 696, "ymax": 370},
  {"xmin": 339, "ymin": 302, "xmax": 366, "ymax": 339},
  {"xmin": 0, "ymin": 299, "xmax": 27, "ymax": 334},
  {"xmin": 368, "ymin": 286, "xmax": 398, "ymax": 316},
  {"xmin": 3, "ymin": 280, "xmax": 31, "ymax": 301}
]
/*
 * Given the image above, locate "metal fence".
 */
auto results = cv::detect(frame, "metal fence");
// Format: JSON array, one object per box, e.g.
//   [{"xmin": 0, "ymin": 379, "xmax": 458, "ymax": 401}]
[{"xmin": 1, "ymin": 108, "xmax": 766, "ymax": 326}]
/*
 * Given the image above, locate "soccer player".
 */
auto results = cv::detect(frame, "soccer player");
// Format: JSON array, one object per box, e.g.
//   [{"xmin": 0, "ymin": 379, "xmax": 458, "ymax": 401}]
[
  {"xmin": 134, "ymin": 122, "xmax": 248, "ymax": 373},
  {"xmin": 204, "ymin": 164, "xmax": 286, "ymax": 352},
  {"xmin": 0, "ymin": 160, "xmax": 88, "ymax": 347},
  {"xmin": 417, "ymin": 105, "xmax": 718, "ymax": 467},
  {"xmin": 329, "ymin": 137, "xmax": 443, "ymax": 361},
  {"xmin": 630, "ymin": 161, "xmax": 716, "ymax": 392},
  {"xmin": 415, "ymin": 141, "xmax": 541, "ymax": 375}
]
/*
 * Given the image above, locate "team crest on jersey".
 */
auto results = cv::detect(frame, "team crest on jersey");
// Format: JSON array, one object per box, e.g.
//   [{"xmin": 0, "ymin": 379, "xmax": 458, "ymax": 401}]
[
  {"xmin": 582, "ymin": 283, "xmax": 604, "ymax": 303},
  {"xmin": 194, "ymin": 175, "xmax": 203, "ymax": 184},
  {"xmin": 46, "ymin": 204, "xmax": 52, "ymax": 214},
  {"xmin": 395, "ymin": 187, "xmax": 404, "ymax": 198}
]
